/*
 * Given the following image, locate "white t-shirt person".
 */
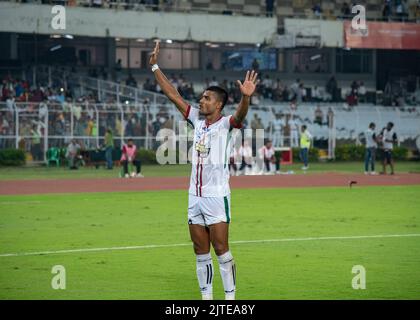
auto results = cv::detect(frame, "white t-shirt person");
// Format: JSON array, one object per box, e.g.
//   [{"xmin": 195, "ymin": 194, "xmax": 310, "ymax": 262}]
[
  {"xmin": 382, "ymin": 128, "xmax": 397, "ymax": 150},
  {"xmin": 365, "ymin": 127, "xmax": 377, "ymax": 148}
]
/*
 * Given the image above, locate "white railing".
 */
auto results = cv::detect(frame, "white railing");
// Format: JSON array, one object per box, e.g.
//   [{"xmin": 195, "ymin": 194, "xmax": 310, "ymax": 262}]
[{"xmin": 1, "ymin": 101, "xmax": 420, "ymax": 163}]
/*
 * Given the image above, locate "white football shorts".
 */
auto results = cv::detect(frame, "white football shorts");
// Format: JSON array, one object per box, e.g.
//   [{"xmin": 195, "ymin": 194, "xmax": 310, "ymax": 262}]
[{"xmin": 188, "ymin": 194, "xmax": 231, "ymax": 226}]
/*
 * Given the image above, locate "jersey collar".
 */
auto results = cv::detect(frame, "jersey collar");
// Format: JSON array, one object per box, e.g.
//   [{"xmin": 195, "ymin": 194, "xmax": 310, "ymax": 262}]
[{"xmin": 205, "ymin": 115, "xmax": 223, "ymax": 128}]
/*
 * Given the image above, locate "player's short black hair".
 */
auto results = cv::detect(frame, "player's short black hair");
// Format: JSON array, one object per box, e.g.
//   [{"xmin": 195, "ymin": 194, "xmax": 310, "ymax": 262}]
[
  {"xmin": 369, "ymin": 122, "xmax": 375, "ymax": 128},
  {"xmin": 127, "ymin": 138, "xmax": 134, "ymax": 142},
  {"xmin": 387, "ymin": 122, "xmax": 394, "ymax": 128},
  {"xmin": 205, "ymin": 86, "xmax": 229, "ymax": 109}
]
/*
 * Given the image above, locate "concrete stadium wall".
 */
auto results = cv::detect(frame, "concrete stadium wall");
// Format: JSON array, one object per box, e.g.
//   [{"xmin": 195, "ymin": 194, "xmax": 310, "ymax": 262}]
[{"xmin": 0, "ymin": 2, "xmax": 277, "ymax": 44}]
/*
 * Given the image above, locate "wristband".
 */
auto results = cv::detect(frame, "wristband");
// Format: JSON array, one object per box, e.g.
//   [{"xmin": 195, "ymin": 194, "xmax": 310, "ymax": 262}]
[{"xmin": 151, "ymin": 64, "xmax": 159, "ymax": 72}]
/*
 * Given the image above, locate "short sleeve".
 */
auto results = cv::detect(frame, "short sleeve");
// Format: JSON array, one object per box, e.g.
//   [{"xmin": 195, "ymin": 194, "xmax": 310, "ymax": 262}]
[
  {"xmin": 227, "ymin": 115, "xmax": 243, "ymax": 130},
  {"xmin": 185, "ymin": 105, "xmax": 199, "ymax": 127}
]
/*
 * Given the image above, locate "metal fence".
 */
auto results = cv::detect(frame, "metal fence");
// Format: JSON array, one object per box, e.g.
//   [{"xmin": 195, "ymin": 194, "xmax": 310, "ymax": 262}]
[{"xmin": 1, "ymin": 101, "xmax": 420, "ymax": 163}]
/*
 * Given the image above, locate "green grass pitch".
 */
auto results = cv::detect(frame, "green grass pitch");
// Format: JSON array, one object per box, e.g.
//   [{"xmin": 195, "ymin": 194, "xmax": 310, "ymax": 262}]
[{"xmin": 1, "ymin": 185, "xmax": 419, "ymax": 299}]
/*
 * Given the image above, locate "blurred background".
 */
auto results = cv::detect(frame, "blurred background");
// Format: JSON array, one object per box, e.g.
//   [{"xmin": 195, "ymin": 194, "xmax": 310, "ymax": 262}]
[{"xmin": 0, "ymin": 0, "xmax": 420, "ymax": 165}]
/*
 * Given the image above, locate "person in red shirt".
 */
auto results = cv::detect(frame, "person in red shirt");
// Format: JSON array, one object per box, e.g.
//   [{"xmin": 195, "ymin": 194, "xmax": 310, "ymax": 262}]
[{"xmin": 120, "ymin": 138, "xmax": 143, "ymax": 178}]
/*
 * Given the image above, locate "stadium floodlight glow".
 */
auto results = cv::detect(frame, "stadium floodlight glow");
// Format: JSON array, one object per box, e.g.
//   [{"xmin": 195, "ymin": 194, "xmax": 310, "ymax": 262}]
[
  {"xmin": 50, "ymin": 34, "xmax": 61, "ymax": 39},
  {"xmin": 115, "ymin": 37, "xmax": 121, "ymax": 41},
  {"xmin": 205, "ymin": 42, "xmax": 212, "ymax": 46},
  {"xmin": 310, "ymin": 54, "xmax": 321, "ymax": 61},
  {"xmin": 227, "ymin": 43, "xmax": 235, "ymax": 47},
  {"xmin": 209, "ymin": 44, "xmax": 220, "ymax": 48},
  {"xmin": 166, "ymin": 39, "xmax": 173, "ymax": 44},
  {"xmin": 256, "ymin": 43, "xmax": 261, "ymax": 47},
  {"xmin": 64, "ymin": 35, "xmax": 74, "ymax": 40},
  {"xmin": 125, "ymin": 100, "xmax": 129, "ymax": 105},
  {"xmin": 60, "ymin": 88, "xmax": 64, "ymax": 92},
  {"xmin": 136, "ymin": 38, "xmax": 145, "ymax": 42},
  {"xmin": 50, "ymin": 45, "xmax": 62, "ymax": 52}
]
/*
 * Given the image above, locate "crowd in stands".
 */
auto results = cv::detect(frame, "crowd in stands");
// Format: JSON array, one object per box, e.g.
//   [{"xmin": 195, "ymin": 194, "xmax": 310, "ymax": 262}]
[
  {"xmin": 1, "ymin": 67, "xmax": 419, "ymax": 162},
  {"xmin": 0, "ymin": 74, "xmax": 180, "ymax": 158},
  {"xmin": 9, "ymin": 0, "xmax": 420, "ymax": 21},
  {"xmin": 122, "ymin": 72, "xmax": 393, "ymax": 107}
]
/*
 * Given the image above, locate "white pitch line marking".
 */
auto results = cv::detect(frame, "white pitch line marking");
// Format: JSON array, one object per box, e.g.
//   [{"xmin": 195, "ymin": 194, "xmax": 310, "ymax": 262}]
[{"xmin": 1, "ymin": 233, "xmax": 419, "ymax": 258}]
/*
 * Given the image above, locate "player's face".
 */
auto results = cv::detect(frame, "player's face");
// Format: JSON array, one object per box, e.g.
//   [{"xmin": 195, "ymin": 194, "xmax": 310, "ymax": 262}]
[{"xmin": 199, "ymin": 91, "xmax": 221, "ymax": 116}]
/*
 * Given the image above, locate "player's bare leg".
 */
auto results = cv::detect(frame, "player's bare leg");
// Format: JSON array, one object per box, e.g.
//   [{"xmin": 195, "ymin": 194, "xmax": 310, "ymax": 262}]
[
  {"xmin": 209, "ymin": 222, "xmax": 236, "ymax": 300},
  {"xmin": 189, "ymin": 224, "xmax": 214, "ymax": 300}
]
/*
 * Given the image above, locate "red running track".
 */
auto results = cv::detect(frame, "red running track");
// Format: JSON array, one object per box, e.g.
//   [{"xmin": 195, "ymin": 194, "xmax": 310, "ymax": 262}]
[{"xmin": 1, "ymin": 173, "xmax": 419, "ymax": 195}]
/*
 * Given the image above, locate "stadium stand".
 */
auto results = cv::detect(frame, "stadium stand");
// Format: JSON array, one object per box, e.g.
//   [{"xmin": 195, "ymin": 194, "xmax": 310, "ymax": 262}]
[{"xmin": 0, "ymin": 0, "xmax": 420, "ymax": 164}]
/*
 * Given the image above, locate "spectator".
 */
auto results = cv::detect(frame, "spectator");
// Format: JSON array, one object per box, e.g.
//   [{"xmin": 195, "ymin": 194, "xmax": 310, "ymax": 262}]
[
  {"xmin": 209, "ymin": 76, "xmax": 219, "ymax": 87},
  {"xmin": 290, "ymin": 78, "xmax": 301, "ymax": 100},
  {"xmin": 299, "ymin": 125, "xmax": 312, "ymax": 170},
  {"xmin": 270, "ymin": 113, "xmax": 285, "ymax": 147},
  {"xmin": 126, "ymin": 73, "xmax": 137, "ymax": 87},
  {"xmin": 383, "ymin": 0, "xmax": 392, "ymax": 20},
  {"xmin": 272, "ymin": 78, "xmax": 284, "ymax": 101},
  {"xmin": 297, "ymin": 83, "xmax": 307, "ymax": 103},
  {"xmin": 237, "ymin": 140, "xmax": 254, "ymax": 175},
  {"xmin": 262, "ymin": 75, "xmax": 273, "ymax": 99},
  {"xmin": 260, "ymin": 140, "xmax": 280, "ymax": 175},
  {"xmin": 326, "ymin": 76, "xmax": 338, "ymax": 102},
  {"xmin": 66, "ymin": 139, "xmax": 82, "ymax": 169},
  {"xmin": 364, "ymin": 122, "xmax": 378, "ymax": 175},
  {"xmin": 288, "ymin": 114, "xmax": 300, "ymax": 147},
  {"xmin": 120, "ymin": 138, "xmax": 143, "ymax": 178},
  {"xmin": 252, "ymin": 58, "xmax": 260, "ymax": 72},
  {"xmin": 104, "ymin": 128, "xmax": 114, "ymax": 170},
  {"xmin": 341, "ymin": 2, "xmax": 351, "ymax": 18},
  {"xmin": 91, "ymin": 0, "xmax": 103, "ymax": 8},
  {"xmin": 379, "ymin": 122, "xmax": 397, "ymax": 175},
  {"xmin": 30, "ymin": 125, "xmax": 42, "ymax": 161},
  {"xmin": 358, "ymin": 81, "xmax": 367, "ymax": 102},
  {"xmin": 314, "ymin": 106, "xmax": 323, "ymax": 125},
  {"xmin": 312, "ymin": 3, "xmax": 322, "ymax": 17},
  {"xmin": 312, "ymin": 85, "xmax": 322, "ymax": 102},
  {"xmin": 250, "ymin": 113, "xmax": 264, "ymax": 130},
  {"xmin": 143, "ymin": 78, "xmax": 152, "ymax": 91},
  {"xmin": 265, "ymin": 0, "xmax": 275, "ymax": 18}
]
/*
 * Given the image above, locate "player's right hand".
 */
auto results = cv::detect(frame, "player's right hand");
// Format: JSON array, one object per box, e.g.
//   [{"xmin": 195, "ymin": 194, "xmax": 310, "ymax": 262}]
[{"xmin": 149, "ymin": 41, "xmax": 160, "ymax": 66}]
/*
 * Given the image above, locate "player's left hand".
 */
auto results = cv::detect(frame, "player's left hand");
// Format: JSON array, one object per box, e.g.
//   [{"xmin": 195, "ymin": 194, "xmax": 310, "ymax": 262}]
[{"xmin": 237, "ymin": 70, "xmax": 258, "ymax": 97}]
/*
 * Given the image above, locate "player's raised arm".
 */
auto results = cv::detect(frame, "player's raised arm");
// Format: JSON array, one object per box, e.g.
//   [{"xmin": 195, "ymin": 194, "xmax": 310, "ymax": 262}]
[
  {"xmin": 232, "ymin": 70, "xmax": 258, "ymax": 126},
  {"xmin": 149, "ymin": 41, "xmax": 189, "ymax": 118}
]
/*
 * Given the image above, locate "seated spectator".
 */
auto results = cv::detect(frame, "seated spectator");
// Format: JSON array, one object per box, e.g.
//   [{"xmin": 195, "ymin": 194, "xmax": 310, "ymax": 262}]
[
  {"xmin": 237, "ymin": 140, "xmax": 254, "ymax": 175},
  {"xmin": 298, "ymin": 83, "xmax": 307, "ymax": 103},
  {"xmin": 262, "ymin": 75, "xmax": 273, "ymax": 99},
  {"xmin": 120, "ymin": 138, "xmax": 144, "ymax": 178},
  {"xmin": 272, "ymin": 78, "xmax": 284, "ymax": 102},
  {"xmin": 358, "ymin": 81, "xmax": 367, "ymax": 102},
  {"xmin": 383, "ymin": 0, "xmax": 392, "ymax": 20},
  {"xmin": 209, "ymin": 76, "xmax": 219, "ymax": 86},
  {"xmin": 341, "ymin": 2, "xmax": 351, "ymax": 18},
  {"xmin": 252, "ymin": 58, "xmax": 260, "ymax": 72},
  {"xmin": 126, "ymin": 73, "xmax": 137, "ymax": 87},
  {"xmin": 327, "ymin": 76, "xmax": 339, "ymax": 102},
  {"xmin": 260, "ymin": 140, "xmax": 280, "ymax": 175},
  {"xmin": 66, "ymin": 139, "xmax": 82, "ymax": 169},
  {"xmin": 314, "ymin": 105, "xmax": 323, "ymax": 125},
  {"xmin": 312, "ymin": 3, "xmax": 322, "ymax": 17},
  {"xmin": 312, "ymin": 85, "xmax": 322, "ymax": 102}
]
